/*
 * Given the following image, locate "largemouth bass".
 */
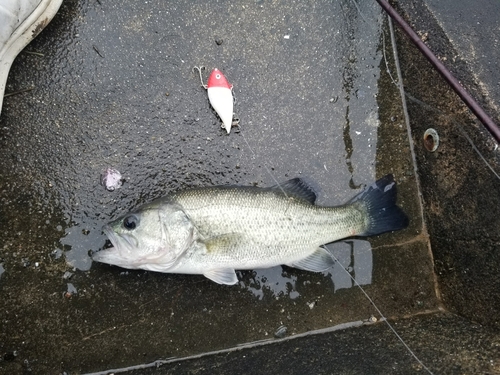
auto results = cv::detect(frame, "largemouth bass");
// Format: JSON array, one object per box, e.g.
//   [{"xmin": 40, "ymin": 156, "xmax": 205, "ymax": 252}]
[{"xmin": 93, "ymin": 175, "xmax": 409, "ymax": 285}]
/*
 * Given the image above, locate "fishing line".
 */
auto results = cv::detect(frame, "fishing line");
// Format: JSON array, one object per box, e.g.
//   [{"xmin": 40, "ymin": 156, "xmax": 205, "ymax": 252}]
[
  {"xmin": 239, "ymin": 130, "xmax": 290, "ymax": 199},
  {"xmin": 238, "ymin": 9, "xmax": 432, "ymax": 371},
  {"xmin": 326, "ymin": 246, "xmax": 435, "ymax": 375},
  {"xmin": 326, "ymin": 5, "xmax": 433, "ymax": 371},
  {"xmin": 349, "ymin": 0, "xmax": 369, "ymax": 24},
  {"xmin": 192, "ymin": 65, "xmax": 290, "ymax": 197},
  {"xmin": 240, "ymin": 115, "xmax": 432, "ymax": 372},
  {"xmin": 381, "ymin": 24, "xmax": 399, "ymax": 90}
]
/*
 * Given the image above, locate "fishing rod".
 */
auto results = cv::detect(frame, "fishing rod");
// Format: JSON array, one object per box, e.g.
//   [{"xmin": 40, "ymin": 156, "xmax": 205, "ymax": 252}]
[{"xmin": 375, "ymin": 0, "xmax": 500, "ymax": 143}]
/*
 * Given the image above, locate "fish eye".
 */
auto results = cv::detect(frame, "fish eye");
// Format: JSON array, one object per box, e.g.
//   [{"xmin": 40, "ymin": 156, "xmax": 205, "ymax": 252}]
[
  {"xmin": 123, "ymin": 215, "xmax": 139, "ymax": 230},
  {"xmin": 216, "ymin": 74, "xmax": 221, "ymax": 79}
]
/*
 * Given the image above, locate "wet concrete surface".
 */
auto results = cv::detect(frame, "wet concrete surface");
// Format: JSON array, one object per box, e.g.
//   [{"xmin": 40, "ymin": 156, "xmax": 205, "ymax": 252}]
[
  {"xmin": 395, "ymin": 0, "xmax": 500, "ymax": 330},
  {"xmin": 0, "ymin": 0, "xmax": 467, "ymax": 374},
  {"xmin": 416, "ymin": 0, "xmax": 500, "ymax": 119},
  {"xmin": 124, "ymin": 312, "xmax": 500, "ymax": 375}
]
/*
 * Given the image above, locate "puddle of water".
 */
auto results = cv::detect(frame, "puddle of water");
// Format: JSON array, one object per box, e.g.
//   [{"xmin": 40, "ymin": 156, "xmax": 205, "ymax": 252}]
[
  {"xmin": 0, "ymin": 0, "xmax": 437, "ymax": 373},
  {"xmin": 242, "ymin": 240, "xmax": 373, "ymax": 301}
]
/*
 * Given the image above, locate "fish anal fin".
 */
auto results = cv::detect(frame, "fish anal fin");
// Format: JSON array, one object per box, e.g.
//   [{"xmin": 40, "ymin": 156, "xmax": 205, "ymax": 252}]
[
  {"xmin": 288, "ymin": 247, "xmax": 335, "ymax": 272},
  {"xmin": 204, "ymin": 268, "xmax": 238, "ymax": 285},
  {"xmin": 271, "ymin": 178, "xmax": 316, "ymax": 204}
]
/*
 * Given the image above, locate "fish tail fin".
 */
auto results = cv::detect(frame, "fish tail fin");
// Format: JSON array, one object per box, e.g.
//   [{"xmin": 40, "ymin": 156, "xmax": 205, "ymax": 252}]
[{"xmin": 350, "ymin": 174, "xmax": 409, "ymax": 236}]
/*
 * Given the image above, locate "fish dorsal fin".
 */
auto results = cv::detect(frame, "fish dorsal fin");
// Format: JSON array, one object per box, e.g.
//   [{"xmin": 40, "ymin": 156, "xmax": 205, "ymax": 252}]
[
  {"xmin": 204, "ymin": 268, "xmax": 238, "ymax": 285},
  {"xmin": 287, "ymin": 247, "xmax": 335, "ymax": 272},
  {"xmin": 271, "ymin": 178, "xmax": 316, "ymax": 204}
]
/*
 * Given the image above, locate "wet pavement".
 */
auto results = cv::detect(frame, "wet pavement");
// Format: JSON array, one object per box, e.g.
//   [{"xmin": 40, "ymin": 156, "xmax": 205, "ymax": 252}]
[
  {"xmin": 395, "ymin": 0, "xmax": 500, "ymax": 335},
  {"xmin": 0, "ymin": 0, "xmax": 483, "ymax": 373},
  {"xmin": 417, "ymin": 0, "xmax": 500, "ymax": 115},
  {"xmin": 125, "ymin": 312, "xmax": 500, "ymax": 375}
]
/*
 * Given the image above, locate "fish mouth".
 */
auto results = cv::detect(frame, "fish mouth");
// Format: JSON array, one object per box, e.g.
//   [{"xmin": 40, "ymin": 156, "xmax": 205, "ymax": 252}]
[
  {"xmin": 101, "ymin": 225, "xmax": 119, "ymax": 251},
  {"xmin": 92, "ymin": 225, "xmax": 135, "ymax": 267}
]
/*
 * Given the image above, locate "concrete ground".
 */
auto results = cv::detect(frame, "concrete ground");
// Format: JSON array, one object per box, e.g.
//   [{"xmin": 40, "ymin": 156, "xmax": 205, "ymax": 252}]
[
  {"xmin": 395, "ymin": 0, "xmax": 500, "ymax": 332},
  {"xmin": 0, "ymin": 0, "xmax": 499, "ymax": 374}
]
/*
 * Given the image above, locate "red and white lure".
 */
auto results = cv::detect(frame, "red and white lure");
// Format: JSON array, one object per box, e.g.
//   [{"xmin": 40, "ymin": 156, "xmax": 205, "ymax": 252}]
[{"xmin": 194, "ymin": 66, "xmax": 236, "ymax": 134}]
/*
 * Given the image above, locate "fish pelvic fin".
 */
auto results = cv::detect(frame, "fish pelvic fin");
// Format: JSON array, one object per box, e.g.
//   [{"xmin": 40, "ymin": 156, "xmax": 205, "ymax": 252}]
[
  {"xmin": 204, "ymin": 268, "xmax": 238, "ymax": 285},
  {"xmin": 350, "ymin": 174, "xmax": 409, "ymax": 236},
  {"xmin": 286, "ymin": 247, "xmax": 335, "ymax": 272}
]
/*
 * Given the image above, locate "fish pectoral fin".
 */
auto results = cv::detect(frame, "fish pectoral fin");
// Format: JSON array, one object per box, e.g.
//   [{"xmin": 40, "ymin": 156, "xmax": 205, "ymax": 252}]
[
  {"xmin": 145, "ymin": 249, "xmax": 178, "ymax": 267},
  {"xmin": 134, "ymin": 250, "xmax": 179, "ymax": 272},
  {"xmin": 287, "ymin": 247, "xmax": 335, "ymax": 272},
  {"xmin": 204, "ymin": 268, "xmax": 239, "ymax": 285},
  {"xmin": 140, "ymin": 262, "xmax": 175, "ymax": 272}
]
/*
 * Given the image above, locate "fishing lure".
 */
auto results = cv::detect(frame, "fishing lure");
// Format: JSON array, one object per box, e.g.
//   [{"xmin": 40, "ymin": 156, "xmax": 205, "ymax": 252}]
[{"xmin": 194, "ymin": 66, "xmax": 236, "ymax": 134}]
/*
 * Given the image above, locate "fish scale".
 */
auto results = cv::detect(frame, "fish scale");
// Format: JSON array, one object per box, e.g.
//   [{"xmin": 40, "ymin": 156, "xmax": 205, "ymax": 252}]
[{"xmin": 173, "ymin": 187, "xmax": 362, "ymax": 250}]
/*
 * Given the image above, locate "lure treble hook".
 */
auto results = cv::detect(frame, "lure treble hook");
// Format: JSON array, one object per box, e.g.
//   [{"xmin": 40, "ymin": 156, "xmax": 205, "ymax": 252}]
[{"xmin": 193, "ymin": 66, "xmax": 208, "ymax": 89}]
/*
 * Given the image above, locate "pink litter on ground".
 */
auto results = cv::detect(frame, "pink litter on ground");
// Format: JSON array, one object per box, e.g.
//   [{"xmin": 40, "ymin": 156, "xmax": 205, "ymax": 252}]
[{"xmin": 100, "ymin": 168, "xmax": 123, "ymax": 191}]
